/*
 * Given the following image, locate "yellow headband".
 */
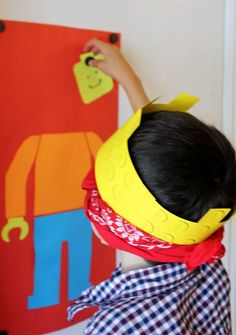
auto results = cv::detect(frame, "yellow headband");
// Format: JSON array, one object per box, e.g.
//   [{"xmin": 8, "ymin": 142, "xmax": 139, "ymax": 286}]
[{"xmin": 95, "ymin": 93, "xmax": 231, "ymax": 245}]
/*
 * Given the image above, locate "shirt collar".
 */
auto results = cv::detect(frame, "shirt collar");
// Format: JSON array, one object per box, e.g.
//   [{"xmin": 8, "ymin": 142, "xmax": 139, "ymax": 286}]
[{"xmin": 68, "ymin": 262, "xmax": 201, "ymax": 321}]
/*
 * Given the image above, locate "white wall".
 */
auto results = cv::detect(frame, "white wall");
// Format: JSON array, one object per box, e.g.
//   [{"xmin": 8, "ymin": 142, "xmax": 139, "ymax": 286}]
[
  {"xmin": 223, "ymin": 0, "xmax": 236, "ymax": 333},
  {"xmin": 1, "ymin": 1, "xmax": 233, "ymax": 334}
]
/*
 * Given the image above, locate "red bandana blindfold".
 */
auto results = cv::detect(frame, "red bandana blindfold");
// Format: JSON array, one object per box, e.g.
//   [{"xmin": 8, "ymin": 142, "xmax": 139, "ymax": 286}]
[{"xmin": 83, "ymin": 169, "xmax": 225, "ymax": 271}]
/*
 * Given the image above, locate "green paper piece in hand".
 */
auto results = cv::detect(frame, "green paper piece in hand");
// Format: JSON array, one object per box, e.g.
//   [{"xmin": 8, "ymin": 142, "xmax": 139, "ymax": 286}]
[{"xmin": 73, "ymin": 52, "xmax": 114, "ymax": 104}]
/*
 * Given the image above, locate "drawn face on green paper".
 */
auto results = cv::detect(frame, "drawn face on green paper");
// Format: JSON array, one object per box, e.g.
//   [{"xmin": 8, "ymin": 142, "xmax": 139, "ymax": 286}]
[{"xmin": 73, "ymin": 52, "xmax": 114, "ymax": 104}]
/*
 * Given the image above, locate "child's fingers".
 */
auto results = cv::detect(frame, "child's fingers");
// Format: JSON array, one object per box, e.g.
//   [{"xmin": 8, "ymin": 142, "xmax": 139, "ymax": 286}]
[
  {"xmin": 83, "ymin": 39, "xmax": 100, "ymax": 52},
  {"xmin": 83, "ymin": 38, "xmax": 108, "ymax": 54},
  {"xmin": 83, "ymin": 39, "xmax": 95, "ymax": 52},
  {"xmin": 89, "ymin": 59, "xmax": 110, "ymax": 76},
  {"xmin": 83, "ymin": 45, "xmax": 100, "ymax": 55},
  {"xmin": 88, "ymin": 59, "xmax": 101, "ymax": 67},
  {"xmin": 90, "ymin": 47, "xmax": 101, "ymax": 55}
]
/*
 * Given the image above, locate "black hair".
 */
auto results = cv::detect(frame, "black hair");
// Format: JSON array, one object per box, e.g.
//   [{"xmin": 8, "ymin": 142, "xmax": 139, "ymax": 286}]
[{"xmin": 128, "ymin": 111, "xmax": 236, "ymax": 225}]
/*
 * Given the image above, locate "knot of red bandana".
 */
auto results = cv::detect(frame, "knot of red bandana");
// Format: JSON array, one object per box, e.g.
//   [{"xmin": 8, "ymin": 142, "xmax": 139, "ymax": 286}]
[{"xmin": 83, "ymin": 169, "xmax": 225, "ymax": 271}]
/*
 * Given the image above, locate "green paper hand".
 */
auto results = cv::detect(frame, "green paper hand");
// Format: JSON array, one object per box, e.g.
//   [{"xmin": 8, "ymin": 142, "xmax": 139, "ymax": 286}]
[{"xmin": 1, "ymin": 217, "xmax": 29, "ymax": 242}]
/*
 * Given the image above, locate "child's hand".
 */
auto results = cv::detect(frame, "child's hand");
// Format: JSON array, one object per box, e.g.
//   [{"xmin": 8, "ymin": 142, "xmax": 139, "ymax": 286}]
[
  {"xmin": 84, "ymin": 38, "xmax": 149, "ymax": 111},
  {"xmin": 83, "ymin": 38, "xmax": 135, "ymax": 86}
]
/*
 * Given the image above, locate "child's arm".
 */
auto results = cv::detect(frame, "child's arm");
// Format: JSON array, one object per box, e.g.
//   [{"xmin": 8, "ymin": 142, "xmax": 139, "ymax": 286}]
[{"xmin": 84, "ymin": 38, "xmax": 149, "ymax": 111}]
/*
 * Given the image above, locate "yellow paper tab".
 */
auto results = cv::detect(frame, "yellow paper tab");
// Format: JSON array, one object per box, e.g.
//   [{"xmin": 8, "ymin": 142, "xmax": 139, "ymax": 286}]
[
  {"xmin": 73, "ymin": 52, "xmax": 114, "ymax": 104},
  {"xmin": 143, "ymin": 93, "xmax": 200, "ymax": 114}
]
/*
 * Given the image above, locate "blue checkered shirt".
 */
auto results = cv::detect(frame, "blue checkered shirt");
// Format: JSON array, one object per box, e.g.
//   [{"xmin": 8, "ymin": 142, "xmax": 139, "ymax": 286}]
[{"xmin": 68, "ymin": 260, "xmax": 231, "ymax": 334}]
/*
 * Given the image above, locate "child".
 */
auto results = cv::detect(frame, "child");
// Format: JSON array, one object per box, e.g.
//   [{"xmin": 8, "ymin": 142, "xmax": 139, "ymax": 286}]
[{"xmin": 68, "ymin": 39, "xmax": 236, "ymax": 334}]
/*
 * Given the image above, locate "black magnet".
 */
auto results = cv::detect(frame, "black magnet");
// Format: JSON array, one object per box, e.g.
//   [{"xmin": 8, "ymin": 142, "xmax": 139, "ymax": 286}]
[
  {"xmin": 109, "ymin": 33, "xmax": 118, "ymax": 44},
  {"xmin": 85, "ymin": 56, "xmax": 94, "ymax": 66},
  {"xmin": 0, "ymin": 20, "xmax": 6, "ymax": 33},
  {"xmin": 0, "ymin": 331, "xmax": 8, "ymax": 335}
]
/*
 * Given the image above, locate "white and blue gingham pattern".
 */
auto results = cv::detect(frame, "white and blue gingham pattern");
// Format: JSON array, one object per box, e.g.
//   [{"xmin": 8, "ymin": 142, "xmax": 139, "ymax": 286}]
[{"xmin": 68, "ymin": 260, "xmax": 231, "ymax": 334}]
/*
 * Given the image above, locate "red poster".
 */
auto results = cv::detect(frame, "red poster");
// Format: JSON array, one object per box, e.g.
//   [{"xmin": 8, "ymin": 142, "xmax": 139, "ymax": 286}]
[{"xmin": 0, "ymin": 20, "xmax": 118, "ymax": 335}]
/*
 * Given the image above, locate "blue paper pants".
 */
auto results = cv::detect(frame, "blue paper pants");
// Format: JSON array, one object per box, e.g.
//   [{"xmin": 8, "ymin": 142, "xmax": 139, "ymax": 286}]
[{"xmin": 28, "ymin": 209, "xmax": 92, "ymax": 309}]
